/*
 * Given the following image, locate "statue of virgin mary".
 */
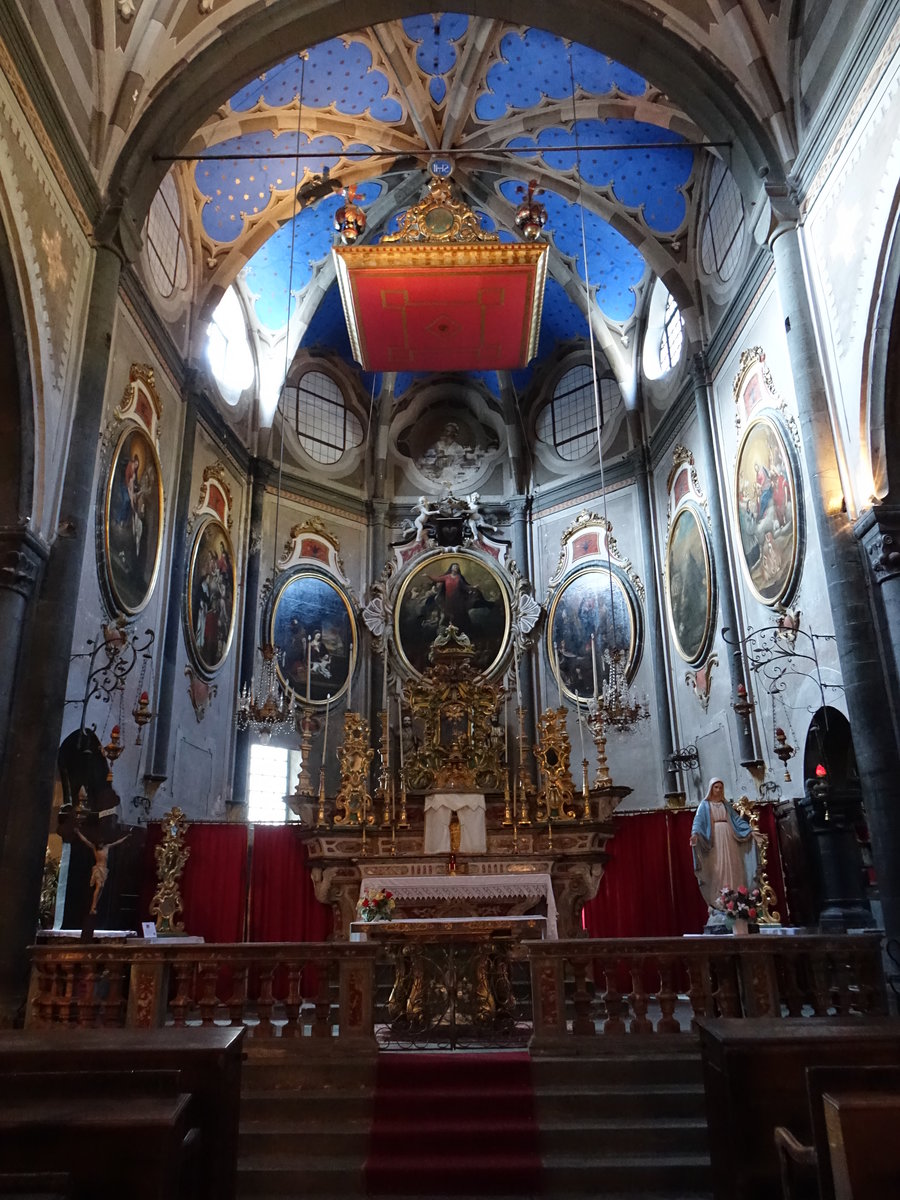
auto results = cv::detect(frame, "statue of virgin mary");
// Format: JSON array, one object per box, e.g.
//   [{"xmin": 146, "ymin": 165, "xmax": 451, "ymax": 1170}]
[{"xmin": 690, "ymin": 778, "xmax": 759, "ymax": 908}]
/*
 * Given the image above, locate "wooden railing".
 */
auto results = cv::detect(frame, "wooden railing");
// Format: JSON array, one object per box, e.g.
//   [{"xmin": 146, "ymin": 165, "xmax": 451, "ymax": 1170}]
[
  {"xmin": 26, "ymin": 933, "xmax": 886, "ymax": 1052},
  {"xmin": 528, "ymin": 934, "xmax": 887, "ymax": 1052}
]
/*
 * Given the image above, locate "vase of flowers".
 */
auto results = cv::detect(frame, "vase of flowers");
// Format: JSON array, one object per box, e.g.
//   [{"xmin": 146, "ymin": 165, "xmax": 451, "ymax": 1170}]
[
  {"xmin": 717, "ymin": 885, "xmax": 762, "ymax": 934},
  {"xmin": 358, "ymin": 887, "xmax": 395, "ymax": 923}
]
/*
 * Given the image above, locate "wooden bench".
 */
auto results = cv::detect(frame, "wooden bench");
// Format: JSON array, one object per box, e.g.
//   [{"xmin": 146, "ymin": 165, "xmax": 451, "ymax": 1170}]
[
  {"xmin": 0, "ymin": 1027, "xmax": 244, "ymax": 1200},
  {"xmin": 696, "ymin": 1017, "xmax": 900, "ymax": 1200}
]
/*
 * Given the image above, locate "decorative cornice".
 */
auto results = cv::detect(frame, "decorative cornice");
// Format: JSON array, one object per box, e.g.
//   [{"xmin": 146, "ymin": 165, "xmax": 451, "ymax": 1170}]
[
  {"xmin": 855, "ymin": 503, "xmax": 900, "ymax": 584},
  {"xmin": 0, "ymin": 25, "xmax": 94, "ymax": 236}
]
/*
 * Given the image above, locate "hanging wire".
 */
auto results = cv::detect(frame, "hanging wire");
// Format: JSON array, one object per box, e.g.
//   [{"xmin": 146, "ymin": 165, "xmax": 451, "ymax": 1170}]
[{"xmin": 271, "ymin": 51, "xmax": 308, "ymax": 585}]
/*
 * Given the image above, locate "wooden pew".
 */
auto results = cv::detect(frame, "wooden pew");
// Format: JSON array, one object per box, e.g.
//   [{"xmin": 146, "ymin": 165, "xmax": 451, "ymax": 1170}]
[
  {"xmin": 0, "ymin": 1028, "xmax": 244, "ymax": 1200},
  {"xmin": 696, "ymin": 1018, "xmax": 900, "ymax": 1200}
]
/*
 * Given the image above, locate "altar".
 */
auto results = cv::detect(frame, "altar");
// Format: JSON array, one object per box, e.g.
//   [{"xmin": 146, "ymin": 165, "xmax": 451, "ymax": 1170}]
[{"xmin": 358, "ymin": 872, "xmax": 558, "ymax": 938}]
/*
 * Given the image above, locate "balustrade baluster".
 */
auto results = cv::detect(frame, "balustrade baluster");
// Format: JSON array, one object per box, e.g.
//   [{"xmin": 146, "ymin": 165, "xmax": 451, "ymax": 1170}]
[
  {"xmin": 715, "ymin": 958, "xmax": 740, "ymax": 1017},
  {"xmin": 808, "ymin": 953, "xmax": 829, "ymax": 1016},
  {"xmin": 75, "ymin": 962, "xmax": 100, "ymax": 1027},
  {"xmin": 169, "ymin": 961, "xmax": 195, "ymax": 1027},
  {"xmin": 102, "ymin": 963, "xmax": 127, "ymax": 1026},
  {"xmin": 198, "ymin": 962, "xmax": 220, "ymax": 1024},
  {"xmin": 601, "ymin": 960, "xmax": 626, "ymax": 1035},
  {"xmin": 628, "ymin": 959, "xmax": 652, "ymax": 1034},
  {"xmin": 656, "ymin": 958, "xmax": 680, "ymax": 1033},
  {"xmin": 312, "ymin": 962, "xmax": 332, "ymax": 1038},
  {"xmin": 687, "ymin": 954, "xmax": 713, "ymax": 1025},
  {"xmin": 254, "ymin": 965, "xmax": 276, "ymax": 1037},
  {"xmin": 777, "ymin": 952, "xmax": 804, "ymax": 1017},
  {"xmin": 283, "ymin": 962, "xmax": 302, "ymax": 1037},
  {"xmin": 60, "ymin": 962, "xmax": 78, "ymax": 1025},
  {"xmin": 570, "ymin": 956, "xmax": 595, "ymax": 1035},
  {"xmin": 33, "ymin": 962, "xmax": 56, "ymax": 1026},
  {"xmin": 226, "ymin": 966, "xmax": 248, "ymax": 1026}
]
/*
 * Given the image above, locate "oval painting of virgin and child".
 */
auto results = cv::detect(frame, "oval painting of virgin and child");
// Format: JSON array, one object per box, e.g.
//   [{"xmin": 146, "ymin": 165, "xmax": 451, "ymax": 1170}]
[{"xmin": 395, "ymin": 551, "xmax": 509, "ymax": 676}]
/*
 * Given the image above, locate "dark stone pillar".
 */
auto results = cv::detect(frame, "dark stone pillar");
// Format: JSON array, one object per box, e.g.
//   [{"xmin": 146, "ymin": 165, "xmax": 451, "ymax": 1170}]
[
  {"xmin": 147, "ymin": 399, "xmax": 198, "ymax": 782},
  {"xmin": 0, "ymin": 244, "xmax": 123, "ymax": 1023},
  {"xmin": 690, "ymin": 352, "xmax": 759, "ymax": 766},
  {"xmin": 231, "ymin": 460, "xmax": 268, "ymax": 808},
  {"xmin": 631, "ymin": 447, "xmax": 675, "ymax": 795},
  {"xmin": 855, "ymin": 503, "xmax": 900, "ymax": 740},
  {"xmin": 796, "ymin": 780, "xmax": 874, "ymax": 932},
  {"xmin": 767, "ymin": 203, "xmax": 900, "ymax": 953},
  {"xmin": 0, "ymin": 529, "xmax": 48, "ymax": 779}
]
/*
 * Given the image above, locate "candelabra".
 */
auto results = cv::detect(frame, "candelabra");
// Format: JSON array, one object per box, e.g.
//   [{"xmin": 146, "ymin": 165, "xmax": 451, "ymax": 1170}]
[
  {"xmin": 585, "ymin": 702, "xmax": 612, "ymax": 790},
  {"xmin": 67, "ymin": 623, "xmax": 156, "ymax": 763},
  {"xmin": 236, "ymin": 644, "xmax": 296, "ymax": 742},
  {"xmin": 597, "ymin": 647, "xmax": 649, "ymax": 733}
]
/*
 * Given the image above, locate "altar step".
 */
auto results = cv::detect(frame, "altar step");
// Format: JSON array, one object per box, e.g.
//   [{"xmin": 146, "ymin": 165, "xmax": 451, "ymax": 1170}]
[{"xmin": 236, "ymin": 1045, "xmax": 712, "ymax": 1200}]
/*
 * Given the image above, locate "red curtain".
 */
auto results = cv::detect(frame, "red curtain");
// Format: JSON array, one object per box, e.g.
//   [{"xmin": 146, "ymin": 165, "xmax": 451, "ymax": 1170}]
[
  {"xmin": 584, "ymin": 807, "xmax": 787, "ymax": 938},
  {"xmin": 139, "ymin": 823, "xmax": 249, "ymax": 942},
  {"xmin": 248, "ymin": 825, "xmax": 331, "ymax": 942}
]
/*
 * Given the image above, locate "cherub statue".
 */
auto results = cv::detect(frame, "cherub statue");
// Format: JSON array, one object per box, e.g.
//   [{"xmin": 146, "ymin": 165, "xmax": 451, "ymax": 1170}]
[{"xmin": 412, "ymin": 496, "xmax": 438, "ymax": 544}]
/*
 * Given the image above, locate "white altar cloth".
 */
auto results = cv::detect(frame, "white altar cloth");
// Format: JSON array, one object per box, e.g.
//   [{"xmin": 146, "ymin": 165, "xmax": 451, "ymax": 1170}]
[
  {"xmin": 423, "ymin": 792, "xmax": 486, "ymax": 854},
  {"xmin": 358, "ymin": 872, "xmax": 558, "ymax": 939}
]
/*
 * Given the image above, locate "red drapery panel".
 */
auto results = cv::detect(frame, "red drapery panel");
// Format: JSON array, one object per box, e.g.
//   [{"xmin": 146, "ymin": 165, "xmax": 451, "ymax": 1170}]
[
  {"xmin": 248, "ymin": 825, "xmax": 331, "ymax": 942},
  {"xmin": 584, "ymin": 807, "xmax": 787, "ymax": 938},
  {"xmin": 139, "ymin": 823, "xmax": 248, "ymax": 943}
]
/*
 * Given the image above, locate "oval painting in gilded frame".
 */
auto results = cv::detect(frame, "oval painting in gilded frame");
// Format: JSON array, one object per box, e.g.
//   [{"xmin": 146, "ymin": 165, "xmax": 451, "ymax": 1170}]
[
  {"xmin": 734, "ymin": 410, "xmax": 802, "ymax": 606},
  {"xmin": 269, "ymin": 570, "xmax": 357, "ymax": 705},
  {"xmin": 665, "ymin": 502, "xmax": 715, "ymax": 665},
  {"xmin": 102, "ymin": 422, "xmax": 164, "ymax": 616},
  {"xmin": 394, "ymin": 550, "xmax": 510, "ymax": 677},
  {"xmin": 546, "ymin": 565, "xmax": 642, "ymax": 704},
  {"xmin": 185, "ymin": 516, "xmax": 237, "ymax": 677}
]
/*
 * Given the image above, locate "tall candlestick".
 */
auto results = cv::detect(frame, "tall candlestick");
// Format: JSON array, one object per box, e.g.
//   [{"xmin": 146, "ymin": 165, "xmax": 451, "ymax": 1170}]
[
  {"xmin": 577, "ymin": 697, "xmax": 586, "ymax": 761},
  {"xmin": 514, "ymin": 645, "xmax": 523, "ymax": 708},
  {"xmin": 306, "ymin": 637, "xmax": 312, "ymax": 702},
  {"xmin": 398, "ymin": 693, "xmax": 405, "ymax": 768},
  {"xmin": 382, "ymin": 644, "xmax": 388, "ymax": 711},
  {"xmin": 504, "ymin": 682, "xmax": 509, "ymax": 765},
  {"xmin": 347, "ymin": 659, "xmax": 352, "ymax": 711},
  {"xmin": 591, "ymin": 633, "xmax": 599, "ymax": 701},
  {"xmin": 554, "ymin": 643, "xmax": 563, "ymax": 709}
]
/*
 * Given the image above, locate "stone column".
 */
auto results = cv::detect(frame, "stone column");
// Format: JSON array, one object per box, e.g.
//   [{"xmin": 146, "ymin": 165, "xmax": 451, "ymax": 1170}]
[
  {"xmin": 690, "ymin": 353, "xmax": 758, "ymax": 765},
  {"xmin": 231, "ymin": 460, "xmax": 268, "ymax": 808},
  {"xmin": 0, "ymin": 243, "xmax": 123, "ymax": 1023},
  {"xmin": 630, "ymin": 446, "xmax": 675, "ymax": 794},
  {"xmin": 855, "ymin": 503, "xmax": 900, "ymax": 734},
  {"xmin": 148, "ymin": 399, "xmax": 198, "ymax": 782},
  {"xmin": 0, "ymin": 529, "xmax": 48, "ymax": 778},
  {"xmin": 508, "ymin": 497, "xmax": 538, "ymax": 751},
  {"xmin": 767, "ymin": 202, "xmax": 900, "ymax": 950}
]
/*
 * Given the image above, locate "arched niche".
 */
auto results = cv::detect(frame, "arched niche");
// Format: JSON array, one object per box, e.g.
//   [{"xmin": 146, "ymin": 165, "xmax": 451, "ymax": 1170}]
[{"xmin": 802, "ymin": 706, "xmax": 858, "ymax": 790}]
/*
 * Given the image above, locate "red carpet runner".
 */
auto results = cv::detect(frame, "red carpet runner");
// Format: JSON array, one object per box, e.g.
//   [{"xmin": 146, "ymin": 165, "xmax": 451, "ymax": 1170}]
[{"xmin": 365, "ymin": 1051, "xmax": 543, "ymax": 1196}]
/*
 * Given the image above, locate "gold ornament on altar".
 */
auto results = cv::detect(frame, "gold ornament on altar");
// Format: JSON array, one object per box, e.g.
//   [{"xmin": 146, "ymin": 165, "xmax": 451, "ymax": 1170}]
[
  {"xmin": 404, "ymin": 624, "xmax": 504, "ymax": 792},
  {"xmin": 150, "ymin": 807, "xmax": 190, "ymax": 935},
  {"xmin": 533, "ymin": 708, "xmax": 578, "ymax": 821},
  {"xmin": 733, "ymin": 794, "xmax": 781, "ymax": 925},
  {"xmin": 332, "ymin": 712, "xmax": 375, "ymax": 826}
]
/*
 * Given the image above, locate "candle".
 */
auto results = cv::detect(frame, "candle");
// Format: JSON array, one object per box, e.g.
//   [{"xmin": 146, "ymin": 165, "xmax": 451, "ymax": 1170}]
[
  {"xmin": 347, "ymin": 659, "xmax": 352, "ymax": 711},
  {"xmin": 591, "ymin": 634, "xmax": 599, "ymax": 701},
  {"xmin": 577, "ymin": 698, "xmax": 586, "ymax": 761},
  {"xmin": 382, "ymin": 644, "xmax": 388, "ymax": 711},
  {"xmin": 504, "ymin": 682, "xmax": 509, "ymax": 764},
  {"xmin": 398, "ymin": 693, "xmax": 405, "ymax": 768},
  {"xmin": 555, "ymin": 643, "xmax": 563, "ymax": 709},
  {"xmin": 322, "ymin": 694, "xmax": 331, "ymax": 762},
  {"xmin": 514, "ymin": 645, "xmax": 523, "ymax": 708},
  {"xmin": 306, "ymin": 637, "xmax": 311, "ymax": 702}
]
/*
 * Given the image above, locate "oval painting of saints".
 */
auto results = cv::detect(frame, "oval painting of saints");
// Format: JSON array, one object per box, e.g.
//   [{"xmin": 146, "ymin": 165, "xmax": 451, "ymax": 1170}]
[
  {"xmin": 734, "ymin": 412, "xmax": 802, "ymax": 605},
  {"xmin": 102, "ymin": 423, "xmax": 164, "ymax": 615}
]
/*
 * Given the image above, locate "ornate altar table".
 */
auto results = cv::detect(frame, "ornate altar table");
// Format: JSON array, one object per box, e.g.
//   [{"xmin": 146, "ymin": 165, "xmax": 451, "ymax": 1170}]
[{"xmin": 358, "ymin": 872, "xmax": 558, "ymax": 938}]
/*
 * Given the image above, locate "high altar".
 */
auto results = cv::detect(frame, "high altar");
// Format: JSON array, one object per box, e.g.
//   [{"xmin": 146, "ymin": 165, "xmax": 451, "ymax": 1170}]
[{"xmin": 291, "ymin": 497, "xmax": 632, "ymax": 940}]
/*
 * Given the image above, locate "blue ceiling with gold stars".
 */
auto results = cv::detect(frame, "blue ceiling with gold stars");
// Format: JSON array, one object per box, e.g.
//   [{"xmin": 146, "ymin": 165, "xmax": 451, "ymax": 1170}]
[{"xmin": 192, "ymin": 14, "xmax": 696, "ymax": 382}]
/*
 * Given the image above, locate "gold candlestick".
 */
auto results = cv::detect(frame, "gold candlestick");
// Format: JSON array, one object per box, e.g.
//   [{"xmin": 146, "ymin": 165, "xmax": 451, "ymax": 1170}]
[
  {"xmin": 297, "ymin": 706, "xmax": 316, "ymax": 795},
  {"xmin": 516, "ymin": 705, "xmax": 531, "ymax": 825},
  {"xmin": 582, "ymin": 760, "xmax": 591, "ymax": 819},
  {"xmin": 315, "ymin": 767, "xmax": 327, "ymax": 828},
  {"xmin": 503, "ymin": 775, "xmax": 513, "ymax": 826},
  {"xmin": 586, "ymin": 703, "xmax": 612, "ymax": 790},
  {"xmin": 379, "ymin": 709, "xmax": 391, "ymax": 827},
  {"xmin": 398, "ymin": 781, "xmax": 409, "ymax": 829}
]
